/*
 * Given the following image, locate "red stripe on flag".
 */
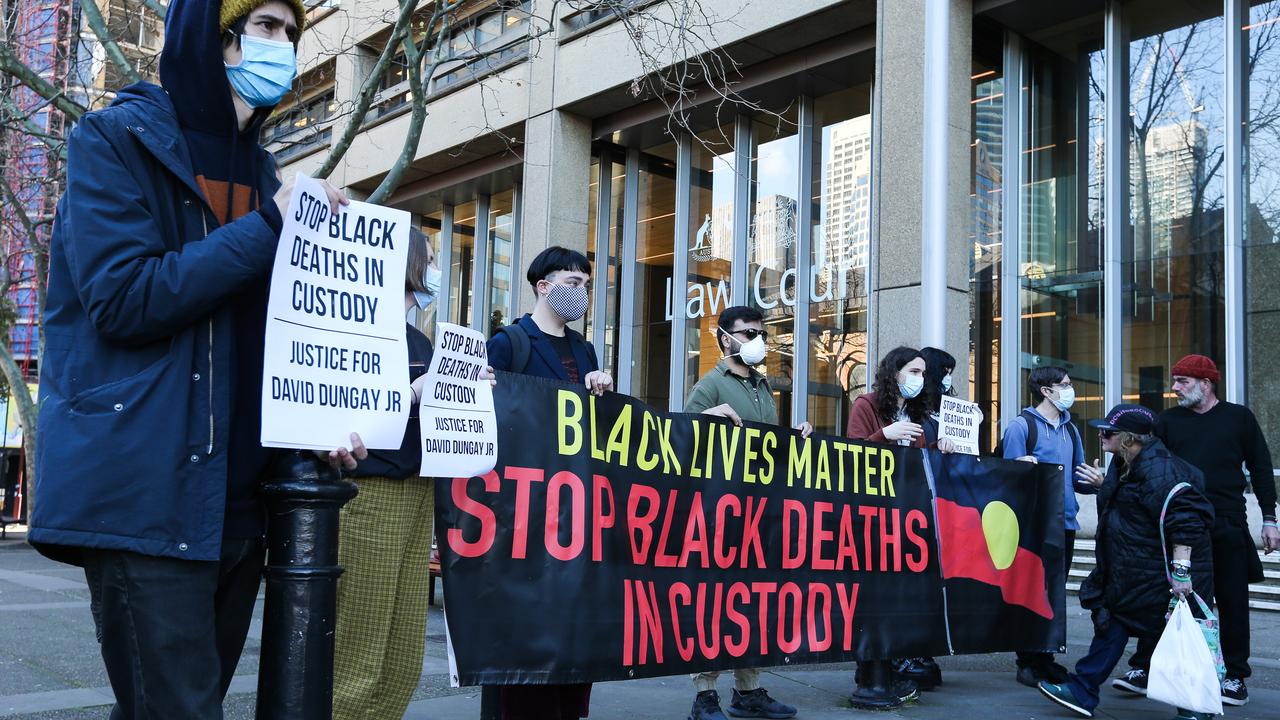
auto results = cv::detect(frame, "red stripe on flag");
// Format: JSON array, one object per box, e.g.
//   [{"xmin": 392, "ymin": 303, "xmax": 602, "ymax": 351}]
[{"xmin": 936, "ymin": 498, "xmax": 1054, "ymax": 620}]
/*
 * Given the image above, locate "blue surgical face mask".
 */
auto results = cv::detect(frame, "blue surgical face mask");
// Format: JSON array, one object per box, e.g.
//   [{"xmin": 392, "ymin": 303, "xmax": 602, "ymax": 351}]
[
  {"xmin": 941, "ymin": 373, "xmax": 953, "ymax": 393},
  {"xmin": 225, "ymin": 35, "xmax": 297, "ymax": 108},
  {"xmin": 412, "ymin": 266, "xmax": 442, "ymax": 310},
  {"xmin": 1051, "ymin": 386, "xmax": 1076, "ymax": 412},
  {"xmin": 899, "ymin": 374, "xmax": 924, "ymax": 400}
]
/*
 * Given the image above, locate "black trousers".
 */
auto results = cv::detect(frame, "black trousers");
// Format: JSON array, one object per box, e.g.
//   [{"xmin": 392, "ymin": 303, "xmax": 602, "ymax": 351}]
[
  {"xmin": 1016, "ymin": 529, "xmax": 1076, "ymax": 668},
  {"xmin": 82, "ymin": 539, "xmax": 265, "ymax": 719},
  {"xmin": 1130, "ymin": 516, "xmax": 1253, "ymax": 679}
]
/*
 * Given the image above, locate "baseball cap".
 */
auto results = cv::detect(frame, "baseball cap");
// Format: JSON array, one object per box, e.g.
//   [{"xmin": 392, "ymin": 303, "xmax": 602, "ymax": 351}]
[{"xmin": 1088, "ymin": 403, "xmax": 1157, "ymax": 435}]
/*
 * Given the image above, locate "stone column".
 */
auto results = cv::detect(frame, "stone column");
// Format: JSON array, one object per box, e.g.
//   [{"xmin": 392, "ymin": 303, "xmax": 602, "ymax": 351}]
[{"xmin": 871, "ymin": 0, "xmax": 972, "ymax": 394}]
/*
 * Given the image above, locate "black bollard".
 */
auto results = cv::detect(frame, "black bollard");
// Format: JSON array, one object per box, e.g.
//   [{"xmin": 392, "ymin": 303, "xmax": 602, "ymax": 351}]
[{"xmin": 255, "ymin": 451, "xmax": 358, "ymax": 720}]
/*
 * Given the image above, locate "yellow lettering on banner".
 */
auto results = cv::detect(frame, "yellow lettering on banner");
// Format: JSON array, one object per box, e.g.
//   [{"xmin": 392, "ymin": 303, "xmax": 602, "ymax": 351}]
[
  {"xmin": 788, "ymin": 435, "xmax": 811, "ymax": 488},
  {"xmin": 743, "ymin": 428, "xmax": 760, "ymax": 484},
  {"xmin": 589, "ymin": 395, "xmax": 606, "ymax": 461},
  {"xmin": 760, "ymin": 431, "xmax": 777, "ymax": 485},
  {"xmin": 718, "ymin": 423, "xmax": 741, "ymax": 481},
  {"xmin": 660, "ymin": 418, "xmax": 682, "ymax": 475},
  {"xmin": 816, "ymin": 440, "xmax": 832, "ymax": 492},
  {"xmin": 879, "ymin": 448, "xmax": 896, "ymax": 498},
  {"xmin": 847, "ymin": 443, "xmax": 863, "ymax": 493},
  {"xmin": 704, "ymin": 420, "xmax": 717, "ymax": 478},
  {"xmin": 606, "ymin": 405, "xmax": 633, "ymax": 466},
  {"xmin": 637, "ymin": 411, "xmax": 660, "ymax": 471},
  {"xmin": 863, "ymin": 446, "xmax": 878, "ymax": 496},
  {"xmin": 832, "ymin": 441, "xmax": 849, "ymax": 492},
  {"xmin": 558, "ymin": 390, "xmax": 582, "ymax": 456}
]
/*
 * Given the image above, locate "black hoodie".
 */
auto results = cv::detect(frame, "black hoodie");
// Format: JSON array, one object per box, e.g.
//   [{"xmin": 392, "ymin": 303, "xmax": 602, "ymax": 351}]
[{"xmin": 160, "ymin": 0, "xmax": 284, "ymax": 540}]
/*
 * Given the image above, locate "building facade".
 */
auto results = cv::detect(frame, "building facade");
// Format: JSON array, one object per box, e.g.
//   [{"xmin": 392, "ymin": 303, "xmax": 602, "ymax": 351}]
[{"xmin": 277, "ymin": 0, "xmax": 1280, "ymax": 489}]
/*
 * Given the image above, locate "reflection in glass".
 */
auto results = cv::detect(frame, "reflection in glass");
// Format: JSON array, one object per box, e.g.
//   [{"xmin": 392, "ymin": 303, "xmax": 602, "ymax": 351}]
[
  {"xmin": 1021, "ymin": 15, "xmax": 1105, "ymax": 458},
  {"xmin": 970, "ymin": 36, "xmax": 1002, "ymax": 451},
  {"xmin": 586, "ymin": 152, "xmax": 626, "ymax": 376},
  {"xmin": 487, "ymin": 190, "xmax": 515, "ymax": 335},
  {"xmin": 808, "ymin": 86, "xmax": 871, "ymax": 436},
  {"xmin": 1124, "ymin": 5, "xmax": 1225, "ymax": 410},
  {"xmin": 684, "ymin": 127, "xmax": 737, "ymax": 399},
  {"xmin": 449, "ymin": 200, "xmax": 478, "ymax": 328},
  {"xmin": 632, "ymin": 142, "xmax": 678, "ymax": 408},
  {"xmin": 1245, "ymin": 1, "xmax": 1280, "ymax": 465},
  {"xmin": 749, "ymin": 109, "xmax": 800, "ymax": 423}
]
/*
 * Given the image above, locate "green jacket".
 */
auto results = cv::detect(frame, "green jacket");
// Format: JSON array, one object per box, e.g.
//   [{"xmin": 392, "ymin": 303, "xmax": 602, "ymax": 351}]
[{"xmin": 684, "ymin": 359, "xmax": 778, "ymax": 425}]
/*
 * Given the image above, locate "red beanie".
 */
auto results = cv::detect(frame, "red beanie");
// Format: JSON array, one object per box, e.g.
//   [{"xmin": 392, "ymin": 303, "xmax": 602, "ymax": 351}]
[{"xmin": 1171, "ymin": 354, "xmax": 1220, "ymax": 383}]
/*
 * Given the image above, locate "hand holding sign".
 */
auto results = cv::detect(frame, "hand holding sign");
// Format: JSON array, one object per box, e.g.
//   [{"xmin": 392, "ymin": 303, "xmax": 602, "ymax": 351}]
[{"xmin": 938, "ymin": 396, "xmax": 982, "ymax": 455}]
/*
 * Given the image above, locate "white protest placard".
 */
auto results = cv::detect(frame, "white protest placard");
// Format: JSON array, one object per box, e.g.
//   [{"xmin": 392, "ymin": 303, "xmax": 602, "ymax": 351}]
[
  {"xmin": 419, "ymin": 322, "xmax": 497, "ymax": 478},
  {"xmin": 261, "ymin": 175, "xmax": 411, "ymax": 450},
  {"xmin": 939, "ymin": 395, "xmax": 982, "ymax": 456}
]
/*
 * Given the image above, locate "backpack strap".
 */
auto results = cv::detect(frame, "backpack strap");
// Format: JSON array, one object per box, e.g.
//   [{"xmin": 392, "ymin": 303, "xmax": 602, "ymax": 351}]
[
  {"xmin": 496, "ymin": 324, "xmax": 531, "ymax": 374},
  {"xmin": 1020, "ymin": 409, "xmax": 1040, "ymax": 456}
]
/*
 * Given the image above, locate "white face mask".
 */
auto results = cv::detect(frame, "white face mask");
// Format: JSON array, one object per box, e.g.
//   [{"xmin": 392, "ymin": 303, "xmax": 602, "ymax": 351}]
[
  {"xmin": 1052, "ymin": 386, "xmax": 1076, "ymax": 411},
  {"xmin": 735, "ymin": 335, "xmax": 768, "ymax": 366},
  {"xmin": 424, "ymin": 265, "xmax": 442, "ymax": 294},
  {"xmin": 899, "ymin": 374, "xmax": 924, "ymax": 400}
]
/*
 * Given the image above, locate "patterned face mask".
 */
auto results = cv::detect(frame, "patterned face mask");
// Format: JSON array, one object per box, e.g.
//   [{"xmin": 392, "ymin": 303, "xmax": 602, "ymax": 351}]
[{"xmin": 545, "ymin": 283, "xmax": 588, "ymax": 322}]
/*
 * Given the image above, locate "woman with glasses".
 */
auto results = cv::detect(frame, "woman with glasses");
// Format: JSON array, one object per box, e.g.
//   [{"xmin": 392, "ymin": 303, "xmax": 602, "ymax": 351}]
[
  {"xmin": 999, "ymin": 366, "xmax": 1096, "ymax": 688},
  {"xmin": 1038, "ymin": 404, "xmax": 1214, "ymax": 720}
]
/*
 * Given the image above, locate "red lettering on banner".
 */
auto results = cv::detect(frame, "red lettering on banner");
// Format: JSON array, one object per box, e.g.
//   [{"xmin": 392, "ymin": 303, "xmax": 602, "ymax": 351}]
[
  {"xmin": 905, "ymin": 509, "xmax": 929, "ymax": 572},
  {"xmin": 654, "ymin": 489, "xmax": 680, "ymax": 568},
  {"xmin": 714, "ymin": 495, "xmax": 741, "ymax": 569},
  {"xmin": 778, "ymin": 582, "xmax": 803, "ymax": 654},
  {"xmin": 807, "ymin": 583, "xmax": 833, "ymax": 651},
  {"xmin": 695, "ymin": 582, "xmax": 723, "ymax": 660},
  {"xmin": 679, "ymin": 492, "xmax": 710, "ymax": 569},
  {"xmin": 724, "ymin": 582, "xmax": 751, "ymax": 657},
  {"xmin": 448, "ymin": 473, "xmax": 498, "ymax": 557},
  {"xmin": 836, "ymin": 583, "xmax": 860, "ymax": 652},
  {"xmin": 782, "ymin": 499, "xmax": 807, "ymax": 569},
  {"xmin": 546, "ymin": 471, "xmax": 585, "ymax": 561},
  {"xmin": 751, "ymin": 582, "xmax": 777, "ymax": 655},
  {"xmin": 592, "ymin": 475, "xmax": 616, "ymax": 563},
  {"xmin": 635, "ymin": 580, "xmax": 664, "ymax": 664},
  {"xmin": 627, "ymin": 484, "xmax": 660, "ymax": 564},
  {"xmin": 880, "ymin": 508, "xmax": 902, "ymax": 572},
  {"xmin": 811, "ymin": 501, "xmax": 835, "ymax": 571},
  {"xmin": 836, "ymin": 505, "xmax": 860, "ymax": 571},
  {"xmin": 670, "ymin": 582, "xmax": 695, "ymax": 661},
  {"xmin": 623, "ymin": 579, "xmax": 635, "ymax": 666},
  {"xmin": 742, "ymin": 497, "xmax": 768, "ymax": 569},
  {"xmin": 504, "ymin": 466, "xmax": 544, "ymax": 560},
  {"xmin": 859, "ymin": 505, "xmax": 878, "ymax": 570}
]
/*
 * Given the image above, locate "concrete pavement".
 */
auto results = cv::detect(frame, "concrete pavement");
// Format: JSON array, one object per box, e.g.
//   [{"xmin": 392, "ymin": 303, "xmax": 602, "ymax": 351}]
[{"xmin": 1, "ymin": 530, "xmax": 1276, "ymax": 719}]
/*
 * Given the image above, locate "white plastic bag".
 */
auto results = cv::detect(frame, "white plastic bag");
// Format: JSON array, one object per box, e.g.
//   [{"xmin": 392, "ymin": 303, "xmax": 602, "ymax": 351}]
[{"xmin": 1147, "ymin": 597, "xmax": 1223, "ymax": 715}]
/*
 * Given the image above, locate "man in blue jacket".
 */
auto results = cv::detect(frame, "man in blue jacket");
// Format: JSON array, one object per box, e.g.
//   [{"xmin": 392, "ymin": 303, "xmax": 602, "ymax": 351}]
[
  {"xmin": 1001, "ymin": 366, "xmax": 1103, "ymax": 687},
  {"xmin": 32, "ymin": 0, "xmax": 357, "ymax": 716}
]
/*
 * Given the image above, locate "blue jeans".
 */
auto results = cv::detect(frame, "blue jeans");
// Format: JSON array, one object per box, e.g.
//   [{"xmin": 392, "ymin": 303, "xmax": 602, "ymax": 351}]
[
  {"xmin": 1067, "ymin": 612, "xmax": 1150, "ymax": 712},
  {"xmin": 82, "ymin": 539, "xmax": 265, "ymax": 719}
]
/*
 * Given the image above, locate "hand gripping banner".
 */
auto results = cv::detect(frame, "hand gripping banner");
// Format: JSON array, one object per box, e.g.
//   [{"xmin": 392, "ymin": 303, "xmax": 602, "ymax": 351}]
[{"xmin": 435, "ymin": 374, "xmax": 1065, "ymax": 685}]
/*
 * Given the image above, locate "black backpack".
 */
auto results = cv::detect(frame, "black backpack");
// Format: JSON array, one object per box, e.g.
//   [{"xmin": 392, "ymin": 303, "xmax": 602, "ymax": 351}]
[
  {"xmin": 997, "ymin": 409, "xmax": 1081, "ymax": 458},
  {"xmin": 495, "ymin": 324, "xmax": 532, "ymax": 373}
]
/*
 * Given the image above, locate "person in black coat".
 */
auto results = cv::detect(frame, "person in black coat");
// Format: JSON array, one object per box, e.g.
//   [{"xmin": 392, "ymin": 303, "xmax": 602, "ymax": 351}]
[{"xmin": 1037, "ymin": 404, "xmax": 1214, "ymax": 720}]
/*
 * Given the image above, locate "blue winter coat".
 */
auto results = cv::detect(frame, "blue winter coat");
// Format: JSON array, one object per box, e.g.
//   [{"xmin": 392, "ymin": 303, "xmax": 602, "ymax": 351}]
[
  {"xmin": 30, "ymin": 83, "xmax": 281, "ymax": 563},
  {"xmin": 487, "ymin": 314, "xmax": 599, "ymax": 381}
]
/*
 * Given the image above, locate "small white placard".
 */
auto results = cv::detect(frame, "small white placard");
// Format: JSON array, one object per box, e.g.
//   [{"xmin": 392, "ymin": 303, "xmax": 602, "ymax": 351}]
[
  {"xmin": 419, "ymin": 322, "xmax": 497, "ymax": 477},
  {"xmin": 939, "ymin": 395, "xmax": 982, "ymax": 456},
  {"xmin": 260, "ymin": 175, "xmax": 411, "ymax": 450}
]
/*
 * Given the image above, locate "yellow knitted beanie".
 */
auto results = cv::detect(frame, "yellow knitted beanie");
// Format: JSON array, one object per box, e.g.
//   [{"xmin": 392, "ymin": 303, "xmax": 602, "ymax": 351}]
[{"xmin": 219, "ymin": 0, "xmax": 308, "ymax": 35}]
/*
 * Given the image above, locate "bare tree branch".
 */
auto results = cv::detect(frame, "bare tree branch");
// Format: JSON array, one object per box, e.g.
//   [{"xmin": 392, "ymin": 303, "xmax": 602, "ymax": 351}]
[
  {"xmin": 79, "ymin": 0, "xmax": 143, "ymax": 86},
  {"xmin": 0, "ymin": 42, "xmax": 86, "ymax": 121}
]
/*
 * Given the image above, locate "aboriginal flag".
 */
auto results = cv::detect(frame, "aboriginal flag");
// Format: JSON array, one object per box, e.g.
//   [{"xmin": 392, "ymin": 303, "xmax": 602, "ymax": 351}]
[{"xmin": 929, "ymin": 452, "xmax": 1066, "ymax": 655}]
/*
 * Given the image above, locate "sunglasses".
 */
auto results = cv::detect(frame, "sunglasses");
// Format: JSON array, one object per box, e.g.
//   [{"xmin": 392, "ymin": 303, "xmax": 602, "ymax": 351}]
[
  {"xmin": 732, "ymin": 328, "xmax": 769, "ymax": 341},
  {"xmin": 1098, "ymin": 430, "xmax": 1116, "ymax": 439}
]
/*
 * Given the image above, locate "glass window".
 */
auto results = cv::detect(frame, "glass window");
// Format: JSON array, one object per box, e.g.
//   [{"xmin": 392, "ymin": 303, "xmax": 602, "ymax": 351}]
[
  {"xmin": 970, "ymin": 33, "xmax": 1003, "ymax": 451},
  {"xmin": 683, "ymin": 125, "xmax": 737, "ymax": 403},
  {"xmin": 749, "ymin": 109, "xmax": 800, "ymax": 425},
  {"xmin": 631, "ymin": 142, "xmax": 678, "ymax": 408},
  {"xmin": 586, "ymin": 151, "xmax": 625, "ymax": 377},
  {"xmin": 449, "ymin": 201, "xmax": 478, "ymax": 328},
  {"xmin": 1124, "ymin": 4, "xmax": 1225, "ymax": 411},
  {"xmin": 808, "ymin": 86, "xmax": 872, "ymax": 436},
  {"xmin": 414, "ymin": 211, "xmax": 445, "ymax": 343},
  {"xmin": 1246, "ymin": 1, "xmax": 1280, "ymax": 467},
  {"xmin": 487, "ymin": 190, "xmax": 515, "ymax": 334},
  {"xmin": 1021, "ymin": 14, "xmax": 1106, "ymax": 459}
]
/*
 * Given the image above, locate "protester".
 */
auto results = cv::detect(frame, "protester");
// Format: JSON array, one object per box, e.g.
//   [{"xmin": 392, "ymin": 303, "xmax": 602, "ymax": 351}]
[
  {"xmin": 845, "ymin": 346, "xmax": 947, "ymax": 709},
  {"xmin": 332, "ymin": 230, "xmax": 483, "ymax": 720},
  {"xmin": 485, "ymin": 245, "xmax": 612, "ymax": 720},
  {"xmin": 682, "ymin": 304, "xmax": 807, "ymax": 720},
  {"xmin": 999, "ymin": 366, "xmax": 1098, "ymax": 687},
  {"xmin": 1113, "ymin": 355, "xmax": 1276, "ymax": 705},
  {"xmin": 29, "ymin": 0, "xmax": 364, "ymax": 715},
  {"xmin": 1037, "ymin": 404, "xmax": 1214, "ymax": 720}
]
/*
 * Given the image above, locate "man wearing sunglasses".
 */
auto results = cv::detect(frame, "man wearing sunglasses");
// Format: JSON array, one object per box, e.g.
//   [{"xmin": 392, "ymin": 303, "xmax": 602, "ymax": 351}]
[{"xmin": 682, "ymin": 305, "xmax": 811, "ymax": 720}]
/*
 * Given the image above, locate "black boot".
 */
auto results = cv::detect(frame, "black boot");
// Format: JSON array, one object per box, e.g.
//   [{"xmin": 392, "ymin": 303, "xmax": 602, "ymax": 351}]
[
  {"xmin": 850, "ymin": 660, "xmax": 919, "ymax": 710},
  {"xmin": 893, "ymin": 657, "xmax": 942, "ymax": 691}
]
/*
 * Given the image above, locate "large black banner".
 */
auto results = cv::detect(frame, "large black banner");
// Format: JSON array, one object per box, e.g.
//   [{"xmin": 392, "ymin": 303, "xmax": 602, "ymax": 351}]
[{"xmin": 436, "ymin": 374, "xmax": 1065, "ymax": 685}]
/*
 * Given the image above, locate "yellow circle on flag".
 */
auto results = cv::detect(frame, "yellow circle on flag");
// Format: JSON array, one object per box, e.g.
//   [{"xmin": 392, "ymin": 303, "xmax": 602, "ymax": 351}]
[{"xmin": 981, "ymin": 501, "xmax": 1019, "ymax": 570}]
